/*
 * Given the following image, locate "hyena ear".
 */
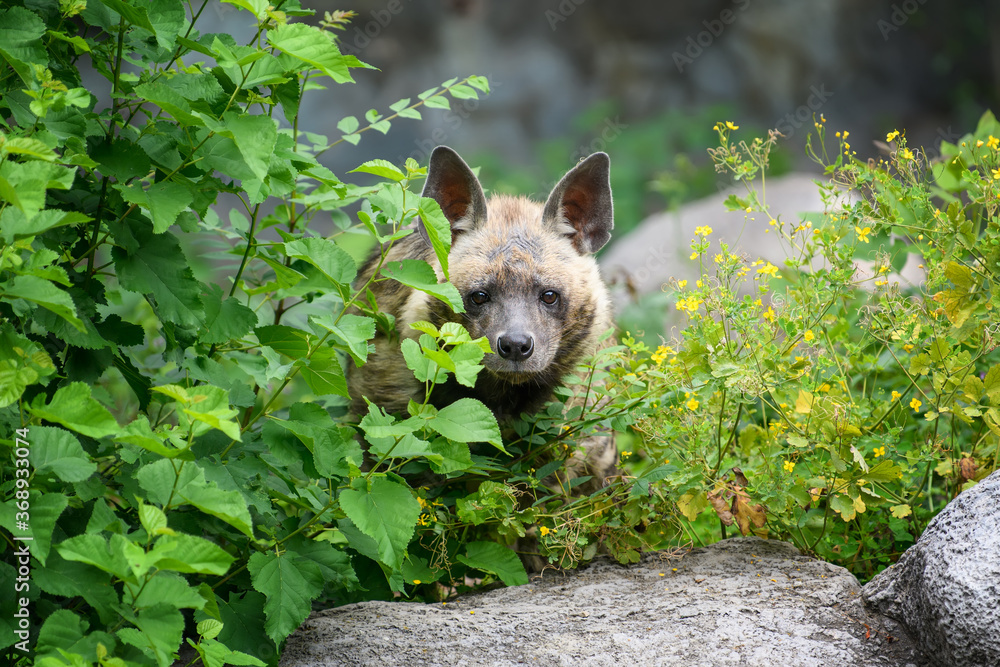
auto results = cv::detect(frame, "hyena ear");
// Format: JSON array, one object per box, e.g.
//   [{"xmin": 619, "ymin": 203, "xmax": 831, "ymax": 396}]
[
  {"xmin": 542, "ymin": 152, "xmax": 614, "ymax": 254},
  {"xmin": 418, "ymin": 146, "xmax": 488, "ymax": 244}
]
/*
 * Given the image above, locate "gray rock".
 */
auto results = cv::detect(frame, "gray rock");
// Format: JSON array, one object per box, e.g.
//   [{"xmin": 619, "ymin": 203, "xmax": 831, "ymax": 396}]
[
  {"xmin": 281, "ymin": 537, "xmax": 925, "ymax": 666},
  {"xmin": 863, "ymin": 470, "xmax": 1000, "ymax": 667}
]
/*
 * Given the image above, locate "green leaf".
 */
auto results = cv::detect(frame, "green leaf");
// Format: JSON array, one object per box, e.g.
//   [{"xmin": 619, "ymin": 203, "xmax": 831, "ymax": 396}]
[
  {"xmin": 382, "ymin": 259, "xmax": 463, "ymax": 312},
  {"xmin": 339, "ymin": 477, "xmax": 420, "ymax": 570},
  {"xmin": 135, "ymin": 81, "xmax": 204, "ymax": 126},
  {"xmin": 117, "ymin": 603, "xmax": 184, "ymax": 667},
  {"xmin": 862, "ymin": 459, "xmax": 903, "ymax": 484},
  {"xmin": 418, "ymin": 197, "xmax": 452, "ymax": 279},
  {"xmin": 35, "ymin": 609, "xmax": 113, "ymax": 662},
  {"xmin": 456, "ymin": 541, "xmax": 528, "ymax": 586},
  {"xmin": 267, "ymin": 23, "xmax": 358, "ymax": 84},
  {"xmin": 890, "ymin": 504, "xmax": 912, "ymax": 519},
  {"xmin": 448, "ymin": 84, "xmax": 478, "ymax": 100},
  {"xmin": 0, "ymin": 208, "xmax": 91, "ymax": 243},
  {"xmin": 0, "ymin": 7, "xmax": 47, "ymax": 85},
  {"xmin": 56, "ymin": 533, "xmax": 132, "ymax": 580},
  {"xmin": 299, "ymin": 347, "xmax": 350, "ymax": 398},
  {"xmin": 201, "ymin": 291, "xmax": 258, "ymax": 345},
  {"xmin": 138, "ymin": 459, "xmax": 253, "ymax": 537},
  {"xmin": 28, "ymin": 382, "xmax": 118, "ymax": 439},
  {"xmin": 247, "ymin": 551, "xmax": 323, "ymax": 645},
  {"xmin": 126, "ymin": 572, "xmax": 205, "ymax": 610},
  {"xmin": 118, "ymin": 181, "xmax": 195, "ymax": 234},
  {"xmin": 255, "ymin": 324, "xmax": 312, "ymax": 359},
  {"xmin": 829, "ymin": 494, "xmax": 857, "ymax": 522},
  {"xmin": 30, "ymin": 426, "xmax": 96, "ymax": 482},
  {"xmin": 310, "ymin": 313, "xmax": 375, "ymax": 365},
  {"xmin": 0, "ymin": 492, "xmax": 68, "ymax": 566},
  {"xmin": 284, "ymin": 237, "xmax": 357, "ymax": 287},
  {"xmin": 350, "ymin": 159, "xmax": 405, "ymax": 182},
  {"xmin": 1, "ymin": 274, "xmax": 84, "ymax": 332},
  {"xmin": 428, "ymin": 398, "xmax": 504, "ymax": 450},
  {"xmin": 204, "ymin": 112, "xmax": 278, "ymax": 181},
  {"xmin": 423, "ymin": 95, "xmax": 450, "ymax": 110},
  {"xmin": 152, "ymin": 533, "xmax": 236, "ymax": 575},
  {"xmin": 222, "ymin": 0, "xmax": 268, "ymax": 18},
  {"xmin": 984, "ymin": 365, "xmax": 1000, "ymax": 403},
  {"xmin": 112, "ymin": 228, "xmax": 205, "ymax": 328}
]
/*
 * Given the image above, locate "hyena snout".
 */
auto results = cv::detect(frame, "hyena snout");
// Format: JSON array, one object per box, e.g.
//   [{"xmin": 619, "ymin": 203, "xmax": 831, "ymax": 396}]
[{"xmin": 496, "ymin": 332, "xmax": 534, "ymax": 362}]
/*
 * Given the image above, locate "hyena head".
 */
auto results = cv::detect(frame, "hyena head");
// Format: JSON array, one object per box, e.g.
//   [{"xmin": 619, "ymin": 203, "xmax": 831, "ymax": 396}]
[{"xmin": 419, "ymin": 146, "xmax": 614, "ymax": 388}]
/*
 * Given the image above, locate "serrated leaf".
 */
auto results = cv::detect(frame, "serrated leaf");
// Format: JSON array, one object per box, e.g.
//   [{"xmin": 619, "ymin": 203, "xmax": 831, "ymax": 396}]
[
  {"xmin": 153, "ymin": 533, "xmax": 236, "ymax": 575},
  {"xmin": 201, "ymin": 292, "xmax": 258, "ymax": 345},
  {"xmin": 247, "ymin": 551, "xmax": 323, "ymax": 645},
  {"xmin": 1, "ymin": 492, "xmax": 67, "ymax": 566},
  {"xmin": 829, "ymin": 493, "xmax": 856, "ymax": 522},
  {"xmin": 382, "ymin": 259, "xmax": 463, "ymax": 312},
  {"xmin": 29, "ymin": 426, "xmax": 96, "ymax": 482},
  {"xmin": 56, "ymin": 533, "xmax": 131, "ymax": 580},
  {"xmin": 268, "ymin": 23, "xmax": 359, "ymax": 84},
  {"xmin": 299, "ymin": 347, "xmax": 350, "ymax": 398},
  {"xmin": 117, "ymin": 603, "xmax": 184, "ymax": 667},
  {"xmin": 0, "ymin": 208, "xmax": 90, "ymax": 243},
  {"xmin": 984, "ymin": 365, "xmax": 1000, "ymax": 403},
  {"xmin": 28, "ymin": 382, "xmax": 118, "ymax": 438},
  {"xmin": 890, "ymin": 504, "xmax": 912, "ymax": 519},
  {"xmin": 456, "ymin": 541, "xmax": 527, "ymax": 586},
  {"xmin": 126, "ymin": 572, "xmax": 205, "ymax": 609},
  {"xmin": 862, "ymin": 459, "xmax": 903, "ymax": 484},
  {"xmin": 339, "ymin": 477, "xmax": 420, "ymax": 570},
  {"xmin": 418, "ymin": 197, "xmax": 452, "ymax": 279},
  {"xmin": 255, "ymin": 325, "xmax": 312, "ymax": 358},
  {"xmin": 310, "ymin": 313, "xmax": 374, "ymax": 365},
  {"xmin": 2, "ymin": 274, "xmax": 84, "ymax": 332},
  {"xmin": 0, "ymin": 7, "xmax": 47, "ymax": 85},
  {"xmin": 113, "ymin": 228, "xmax": 204, "ymax": 328},
  {"xmin": 284, "ymin": 237, "xmax": 357, "ymax": 287},
  {"xmin": 428, "ymin": 398, "xmax": 504, "ymax": 451}
]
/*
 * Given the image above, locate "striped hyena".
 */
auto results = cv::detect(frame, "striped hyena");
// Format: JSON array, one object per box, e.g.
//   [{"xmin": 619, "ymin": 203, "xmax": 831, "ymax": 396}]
[{"xmin": 348, "ymin": 146, "xmax": 617, "ymax": 488}]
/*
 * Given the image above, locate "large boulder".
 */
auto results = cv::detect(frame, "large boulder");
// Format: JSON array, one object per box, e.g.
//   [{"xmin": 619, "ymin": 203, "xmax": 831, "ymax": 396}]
[
  {"xmin": 281, "ymin": 537, "xmax": 925, "ymax": 666},
  {"xmin": 862, "ymin": 470, "xmax": 1000, "ymax": 667}
]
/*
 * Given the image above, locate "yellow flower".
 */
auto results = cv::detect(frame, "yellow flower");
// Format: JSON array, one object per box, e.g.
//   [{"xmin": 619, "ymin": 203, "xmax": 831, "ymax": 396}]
[
  {"xmin": 874, "ymin": 446, "xmax": 886, "ymax": 458},
  {"xmin": 695, "ymin": 225, "xmax": 713, "ymax": 237},
  {"xmin": 783, "ymin": 460, "xmax": 795, "ymax": 473},
  {"xmin": 686, "ymin": 398, "xmax": 699, "ymax": 411},
  {"xmin": 989, "ymin": 135, "xmax": 999, "ymax": 150},
  {"xmin": 689, "ymin": 251, "xmax": 699, "ymax": 260},
  {"xmin": 900, "ymin": 148, "xmax": 914, "ymax": 160},
  {"xmin": 677, "ymin": 280, "xmax": 688, "ymax": 289},
  {"xmin": 763, "ymin": 307, "xmax": 775, "ymax": 322},
  {"xmin": 891, "ymin": 390, "xmax": 902, "ymax": 402},
  {"xmin": 413, "ymin": 579, "xmax": 422, "ymax": 585},
  {"xmin": 818, "ymin": 383, "xmax": 831, "ymax": 393},
  {"xmin": 910, "ymin": 397, "xmax": 922, "ymax": 412},
  {"xmin": 725, "ymin": 121, "xmax": 739, "ymax": 130},
  {"xmin": 855, "ymin": 226, "xmax": 872, "ymax": 243},
  {"xmin": 803, "ymin": 330, "xmax": 815, "ymax": 342},
  {"xmin": 886, "ymin": 130, "xmax": 900, "ymax": 142},
  {"xmin": 991, "ymin": 168, "xmax": 1000, "ymax": 181},
  {"xmin": 903, "ymin": 343, "xmax": 914, "ymax": 352},
  {"xmin": 756, "ymin": 262, "xmax": 780, "ymax": 278}
]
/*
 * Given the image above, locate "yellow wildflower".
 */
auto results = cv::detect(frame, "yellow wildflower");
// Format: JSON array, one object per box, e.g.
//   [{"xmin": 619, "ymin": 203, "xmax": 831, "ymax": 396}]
[
  {"xmin": 886, "ymin": 130, "xmax": 900, "ymax": 142},
  {"xmin": 677, "ymin": 280, "xmax": 688, "ymax": 289},
  {"xmin": 992, "ymin": 168, "xmax": 1000, "ymax": 181},
  {"xmin": 855, "ymin": 226, "xmax": 872, "ymax": 243},
  {"xmin": 695, "ymin": 225, "xmax": 713, "ymax": 236},
  {"xmin": 803, "ymin": 330, "xmax": 815, "ymax": 342},
  {"xmin": 874, "ymin": 446, "xmax": 886, "ymax": 458},
  {"xmin": 783, "ymin": 460, "xmax": 795, "ymax": 473},
  {"xmin": 686, "ymin": 398, "xmax": 699, "ymax": 411},
  {"xmin": 756, "ymin": 262, "xmax": 780, "ymax": 278},
  {"xmin": 989, "ymin": 135, "xmax": 1000, "ymax": 150},
  {"xmin": 891, "ymin": 390, "xmax": 902, "ymax": 402},
  {"xmin": 910, "ymin": 397, "xmax": 922, "ymax": 412},
  {"xmin": 690, "ymin": 251, "xmax": 699, "ymax": 260},
  {"xmin": 725, "ymin": 121, "xmax": 739, "ymax": 130},
  {"xmin": 900, "ymin": 148, "xmax": 915, "ymax": 160}
]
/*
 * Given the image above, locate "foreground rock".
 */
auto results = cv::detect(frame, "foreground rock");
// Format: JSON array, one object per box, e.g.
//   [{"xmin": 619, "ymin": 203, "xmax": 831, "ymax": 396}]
[
  {"xmin": 863, "ymin": 469, "xmax": 1000, "ymax": 667},
  {"xmin": 281, "ymin": 537, "xmax": 924, "ymax": 666}
]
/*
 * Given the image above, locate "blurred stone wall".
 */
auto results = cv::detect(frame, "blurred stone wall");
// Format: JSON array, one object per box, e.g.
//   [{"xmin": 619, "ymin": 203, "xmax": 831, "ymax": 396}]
[{"xmin": 253, "ymin": 0, "xmax": 999, "ymax": 177}]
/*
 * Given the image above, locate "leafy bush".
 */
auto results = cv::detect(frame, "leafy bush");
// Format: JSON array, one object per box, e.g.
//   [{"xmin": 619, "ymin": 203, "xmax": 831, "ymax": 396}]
[{"xmin": 625, "ymin": 116, "xmax": 1000, "ymax": 579}]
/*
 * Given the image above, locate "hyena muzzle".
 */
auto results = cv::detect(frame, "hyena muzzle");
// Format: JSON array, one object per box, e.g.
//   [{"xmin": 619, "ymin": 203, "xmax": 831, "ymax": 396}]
[{"xmin": 347, "ymin": 146, "xmax": 618, "ymax": 489}]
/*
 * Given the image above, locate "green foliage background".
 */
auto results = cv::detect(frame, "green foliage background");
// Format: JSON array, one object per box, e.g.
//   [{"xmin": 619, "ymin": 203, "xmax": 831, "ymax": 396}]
[{"xmin": 2, "ymin": 1, "xmax": 999, "ymax": 666}]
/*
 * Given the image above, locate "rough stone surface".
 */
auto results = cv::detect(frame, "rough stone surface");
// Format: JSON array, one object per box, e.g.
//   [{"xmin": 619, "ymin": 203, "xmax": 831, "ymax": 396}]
[
  {"xmin": 281, "ymin": 537, "xmax": 925, "ymax": 667},
  {"xmin": 863, "ymin": 470, "xmax": 1000, "ymax": 667}
]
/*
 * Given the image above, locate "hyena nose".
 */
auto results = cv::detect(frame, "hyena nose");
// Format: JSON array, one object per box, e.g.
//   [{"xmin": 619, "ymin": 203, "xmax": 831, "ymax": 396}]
[{"xmin": 496, "ymin": 333, "xmax": 534, "ymax": 362}]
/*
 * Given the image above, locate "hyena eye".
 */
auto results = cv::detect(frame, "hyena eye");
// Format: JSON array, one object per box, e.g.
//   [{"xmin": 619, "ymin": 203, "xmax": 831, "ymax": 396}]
[
  {"xmin": 469, "ymin": 290, "xmax": 490, "ymax": 305},
  {"xmin": 540, "ymin": 290, "xmax": 559, "ymax": 305}
]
